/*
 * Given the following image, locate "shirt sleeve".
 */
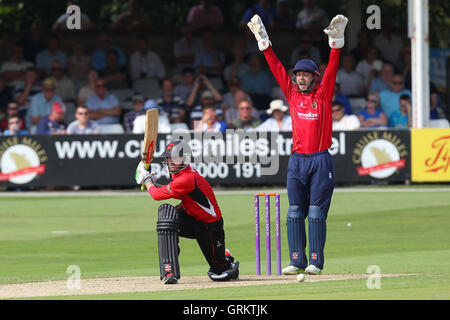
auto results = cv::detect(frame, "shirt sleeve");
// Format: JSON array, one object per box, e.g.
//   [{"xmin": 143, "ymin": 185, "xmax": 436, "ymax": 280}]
[
  {"xmin": 320, "ymin": 48, "xmax": 341, "ymax": 104},
  {"xmin": 263, "ymin": 46, "xmax": 294, "ymax": 102},
  {"xmin": 148, "ymin": 173, "xmax": 195, "ymax": 201}
]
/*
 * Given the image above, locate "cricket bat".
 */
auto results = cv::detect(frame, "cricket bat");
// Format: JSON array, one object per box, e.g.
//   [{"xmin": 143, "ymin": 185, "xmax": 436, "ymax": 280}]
[{"xmin": 141, "ymin": 108, "xmax": 159, "ymax": 190}]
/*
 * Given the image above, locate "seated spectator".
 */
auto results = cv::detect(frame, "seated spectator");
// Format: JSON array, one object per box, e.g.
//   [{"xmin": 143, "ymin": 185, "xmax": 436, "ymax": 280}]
[
  {"xmin": 255, "ymin": 99, "xmax": 292, "ymax": 131},
  {"xmin": 224, "ymin": 41, "xmax": 250, "ymax": 84},
  {"xmin": 173, "ymin": 24, "xmax": 203, "ymax": 69},
  {"xmin": 295, "ymin": 0, "xmax": 329, "ymax": 30},
  {"xmin": 14, "ymin": 67, "xmax": 42, "ymax": 109},
  {"xmin": 1, "ymin": 44, "xmax": 34, "ymax": 87},
  {"xmin": 389, "ymin": 94, "xmax": 411, "ymax": 128},
  {"xmin": 430, "ymin": 81, "xmax": 445, "ymax": 120},
  {"xmin": 18, "ymin": 21, "xmax": 47, "ymax": 64},
  {"xmin": 99, "ymin": 50, "xmax": 129, "ymax": 90},
  {"xmin": 0, "ymin": 76, "xmax": 14, "ymax": 111},
  {"xmin": 379, "ymin": 74, "xmax": 411, "ymax": 118},
  {"xmin": 86, "ymin": 79, "xmax": 121, "ymax": 125},
  {"xmin": 229, "ymin": 100, "xmax": 261, "ymax": 130},
  {"xmin": 53, "ymin": 1, "xmax": 94, "ymax": 31},
  {"xmin": 355, "ymin": 46, "xmax": 381, "ymax": 92},
  {"xmin": 332, "ymin": 77, "xmax": 352, "ymax": 115},
  {"xmin": 68, "ymin": 43, "xmax": 91, "ymax": 81},
  {"xmin": 270, "ymin": 0, "xmax": 295, "ymax": 30},
  {"xmin": 220, "ymin": 78, "xmax": 257, "ymax": 124},
  {"xmin": 132, "ymin": 100, "xmax": 171, "ymax": 133},
  {"xmin": 78, "ymin": 69, "xmax": 98, "ymax": 106},
  {"xmin": 394, "ymin": 45, "xmax": 412, "ymax": 90},
  {"xmin": 2, "ymin": 116, "xmax": 28, "ymax": 136},
  {"xmin": 290, "ymin": 33, "xmax": 321, "ymax": 66},
  {"xmin": 67, "ymin": 105, "xmax": 100, "ymax": 134},
  {"xmin": 337, "ymin": 54, "xmax": 364, "ymax": 97},
  {"xmin": 0, "ymin": 102, "xmax": 25, "ymax": 132},
  {"xmin": 357, "ymin": 93, "xmax": 388, "ymax": 128},
  {"xmin": 350, "ymin": 30, "xmax": 371, "ymax": 64},
  {"xmin": 156, "ymin": 79, "xmax": 186, "ymax": 124},
  {"xmin": 91, "ymin": 33, "xmax": 127, "ymax": 71},
  {"xmin": 50, "ymin": 60, "xmax": 76, "ymax": 103},
  {"xmin": 36, "ymin": 101, "xmax": 67, "ymax": 134},
  {"xmin": 110, "ymin": 0, "xmax": 150, "ymax": 30},
  {"xmin": 129, "ymin": 37, "xmax": 166, "ymax": 81},
  {"xmin": 187, "ymin": 0, "xmax": 224, "ymax": 29},
  {"xmin": 332, "ymin": 102, "xmax": 360, "ymax": 131},
  {"xmin": 123, "ymin": 93, "xmax": 146, "ymax": 132},
  {"xmin": 189, "ymin": 89, "xmax": 220, "ymax": 128},
  {"xmin": 368, "ymin": 62, "xmax": 394, "ymax": 94},
  {"xmin": 194, "ymin": 30, "xmax": 225, "ymax": 78},
  {"xmin": 174, "ymin": 67, "xmax": 196, "ymax": 101},
  {"xmin": 25, "ymin": 78, "xmax": 63, "ymax": 129},
  {"xmin": 373, "ymin": 18, "xmax": 403, "ymax": 64},
  {"xmin": 240, "ymin": 0, "xmax": 275, "ymax": 29},
  {"xmin": 36, "ymin": 34, "xmax": 67, "ymax": 77},
  {"xmin": 194, "ymin": 104, "xmax": 226, "ymax": 132},
  {"xmin": 240, "ymin": 54, "xmax": 272, "ymax": 110},
  {"xmin": 185, "ymin": 74, "xmax": 222, "ymax": 108}
]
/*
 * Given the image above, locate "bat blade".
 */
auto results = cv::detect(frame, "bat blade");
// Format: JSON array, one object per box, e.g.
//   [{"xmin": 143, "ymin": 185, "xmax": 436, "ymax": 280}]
[{"xmin": 141, "ymin": 108, "xmax": 158, "ymax": 190}]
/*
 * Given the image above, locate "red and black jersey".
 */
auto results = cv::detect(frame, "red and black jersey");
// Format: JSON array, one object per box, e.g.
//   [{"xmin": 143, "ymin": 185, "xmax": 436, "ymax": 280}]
[{"xmin": 148, "ymin": 165, "xmax": 222, "ymax": 223}]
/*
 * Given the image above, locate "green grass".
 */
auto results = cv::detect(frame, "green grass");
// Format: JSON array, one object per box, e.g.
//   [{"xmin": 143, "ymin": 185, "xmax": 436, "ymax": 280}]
[{"xmin": 1, "ymin": 188, "xmax": 449, "ymax": 299}]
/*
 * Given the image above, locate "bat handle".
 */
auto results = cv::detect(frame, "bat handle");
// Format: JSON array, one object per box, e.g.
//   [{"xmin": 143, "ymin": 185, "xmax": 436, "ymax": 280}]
[{"xmin": 141, "ymin": 163, "xmax": 150, "ymax": 191}]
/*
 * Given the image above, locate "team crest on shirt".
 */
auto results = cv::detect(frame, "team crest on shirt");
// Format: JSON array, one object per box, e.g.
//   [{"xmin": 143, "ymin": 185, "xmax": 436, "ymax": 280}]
[{"xmin": 312, "ymin": 101, "xmax": 318, "ymax": 109}]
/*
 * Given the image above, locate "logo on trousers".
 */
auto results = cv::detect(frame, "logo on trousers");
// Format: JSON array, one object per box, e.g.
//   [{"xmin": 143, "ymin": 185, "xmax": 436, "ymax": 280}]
[{"xmin": 292, "ymin": 252, "xmax": 298, "ymax": 260}]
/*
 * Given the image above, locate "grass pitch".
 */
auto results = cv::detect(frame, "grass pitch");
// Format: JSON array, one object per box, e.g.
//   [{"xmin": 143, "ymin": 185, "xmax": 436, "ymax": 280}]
[{"xmin": 0, "ymin": 187, "xmax": 449, "ymax": 299}]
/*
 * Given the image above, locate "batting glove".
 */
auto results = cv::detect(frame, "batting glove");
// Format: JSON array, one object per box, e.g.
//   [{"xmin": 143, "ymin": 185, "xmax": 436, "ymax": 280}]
[
  {"xmin": 323, "ymin": 15, "xmax": 348, "ymax": 49},
  {"xmin": 247, "ymin": 14, "xmax": 271, "ymax": 51},
  {"xmin": 135, "ymin": 161, "xmax": 153, "ymax": 185}
]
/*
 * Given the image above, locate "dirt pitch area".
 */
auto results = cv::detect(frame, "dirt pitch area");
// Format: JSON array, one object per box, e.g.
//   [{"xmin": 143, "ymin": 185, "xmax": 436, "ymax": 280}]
[{"xmin": 0, "ymin": 274, "xmax": 414, "ymax": 299}]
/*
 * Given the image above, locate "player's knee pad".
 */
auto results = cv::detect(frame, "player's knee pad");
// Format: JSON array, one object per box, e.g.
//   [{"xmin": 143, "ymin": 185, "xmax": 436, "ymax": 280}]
[
  {"xmin": 287, "ymin": 205, "xmax": 306, "ymax": 220},
  {"xmin": 307, "ymin": 206, "xmax": 326, "ymax": 221},
  {"xmin": 156, "ymin": 204, "xmax": 180, "ymax": 280}
]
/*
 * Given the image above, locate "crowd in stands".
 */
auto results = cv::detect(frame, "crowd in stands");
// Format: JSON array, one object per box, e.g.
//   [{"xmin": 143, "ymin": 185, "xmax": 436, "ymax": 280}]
[{"xmin": 0, "ymin": 0, "xmax": 447, "ymax": 137}]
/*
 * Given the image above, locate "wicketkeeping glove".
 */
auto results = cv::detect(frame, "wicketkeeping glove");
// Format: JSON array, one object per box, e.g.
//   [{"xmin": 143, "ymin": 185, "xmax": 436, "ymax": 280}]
[
  {"xmin": 323, "ymin": 15, "xmax": 348, "ymax": 49},
  {"xmin": 135, "ymin": 161, "xmax": 155, "ymax": 185},
  {"xmin": 247, "ymin": 14, "xmax": 271, "ymax": 51}
]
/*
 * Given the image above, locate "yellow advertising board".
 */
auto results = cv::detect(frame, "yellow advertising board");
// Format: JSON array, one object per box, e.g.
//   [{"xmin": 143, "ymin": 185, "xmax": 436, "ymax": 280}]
[{"xmin": 411, "ymin": 129, "xmax": 450, "ymax": 182}]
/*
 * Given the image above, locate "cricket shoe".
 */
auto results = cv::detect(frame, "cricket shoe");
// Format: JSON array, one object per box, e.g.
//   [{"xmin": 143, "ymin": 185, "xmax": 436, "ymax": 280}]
[
  {"xmin": 162, "ymin": 272, "xmax": 178, "ymax": 284},
  {"xmin": 282, "ymin": 265, "xmax": 305, "ymax": 275},
  {"xmin": 305, "ymin": 265, "xmax": 322, "ymax": 275},
  {"xmin": 208, "ymin": 261, "xmax": 240, "ymax": 282}
]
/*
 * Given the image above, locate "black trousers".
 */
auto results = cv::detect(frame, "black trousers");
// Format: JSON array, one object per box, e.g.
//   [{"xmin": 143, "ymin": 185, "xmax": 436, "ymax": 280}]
[{"xmin": 176, "ymin": 204, "xmax": 230, "ymax": 274}]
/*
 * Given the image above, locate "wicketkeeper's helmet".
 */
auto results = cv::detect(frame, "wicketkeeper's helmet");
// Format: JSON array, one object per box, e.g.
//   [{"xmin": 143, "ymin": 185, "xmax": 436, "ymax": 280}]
[{"xmin": 291, "ymin": 59, "xmax": 320, "ymax": 93}]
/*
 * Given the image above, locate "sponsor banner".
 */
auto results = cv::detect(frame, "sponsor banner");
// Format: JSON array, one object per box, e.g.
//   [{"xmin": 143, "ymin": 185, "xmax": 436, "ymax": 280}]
[
  {"xmin": 411, "ymin": 129, "xmax": 450, "ymax": 182},
  {"xmin": 0, "ymin": 130, "xmax": 410, "ymax": 188}
]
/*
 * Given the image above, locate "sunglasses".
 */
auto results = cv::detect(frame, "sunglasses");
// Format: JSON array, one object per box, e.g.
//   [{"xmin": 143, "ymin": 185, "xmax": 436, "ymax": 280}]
[
  {"xmin": 77, "ymin": 111, "xmax": 88, "ymax": 115},
  {"xmin": 393, "ymin": 81, "xmax": 404, "ymax": 85},
  {"xmin": 368, "ymin": 99, "xmax": 378, "ymax": 103},
  {"xmin": 9, "ymin": 120, "xmax": 20, "ymax": 125},
  {"xmin": 239, "ymin": 106, "xmax": 251, "ymax": 110}
]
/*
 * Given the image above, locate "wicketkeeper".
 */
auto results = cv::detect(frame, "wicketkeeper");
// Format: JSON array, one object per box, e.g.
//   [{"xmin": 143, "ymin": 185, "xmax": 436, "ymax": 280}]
[
  {"xmin": 135, "ymin": 140, "xmax": 239, "ymax": 284},
  {"xmin": 248, "ymin": 14, "xmax": 348, "ymax": 275}
]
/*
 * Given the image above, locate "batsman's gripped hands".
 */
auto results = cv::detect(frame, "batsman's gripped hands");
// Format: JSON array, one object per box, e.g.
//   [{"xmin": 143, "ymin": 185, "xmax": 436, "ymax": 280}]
[
  {"xmin": 323, "ymin": 15, "xmax": 349, "ymax": 49},
  {"xmin": 247, "ymin": 14, "xmax": 271, "ymax": 51},
  {"xmin": 135, "ymin": 161, "xmax": 157, "ymax": 186}
]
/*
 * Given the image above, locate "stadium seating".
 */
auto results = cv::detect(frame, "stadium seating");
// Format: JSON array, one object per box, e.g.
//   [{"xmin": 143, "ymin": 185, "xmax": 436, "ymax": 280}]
[
  {"xmin": 132, "ymin": 78, "xmax": 162, "ymax": 99},
  {"xmin": 98, "ymin": 124, "xmax": 125, "ymax": 134}
]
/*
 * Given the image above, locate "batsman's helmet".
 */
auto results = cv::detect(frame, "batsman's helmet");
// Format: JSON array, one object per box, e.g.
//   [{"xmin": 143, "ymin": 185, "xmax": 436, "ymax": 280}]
[
  {"xmin": 291, "ymin": 59, "xmax": 320, "ymax": 93},
  {"xmin": 162, "ymin": 140, "xmax": 191, "ymax": 174}
]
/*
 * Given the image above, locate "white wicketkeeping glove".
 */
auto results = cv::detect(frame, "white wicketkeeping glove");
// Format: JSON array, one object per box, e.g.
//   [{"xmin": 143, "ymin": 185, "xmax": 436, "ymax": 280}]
[
  {"xmin": 247, "ymin": 14, "xmax": 271, "ymax": 51},
  {"xmin": 323, "ymin": 15, "xmax": 348, "ymax": 49},
  {"xmin": 135, "ymin": 161, "xmax": 154, "ymax": 185}
]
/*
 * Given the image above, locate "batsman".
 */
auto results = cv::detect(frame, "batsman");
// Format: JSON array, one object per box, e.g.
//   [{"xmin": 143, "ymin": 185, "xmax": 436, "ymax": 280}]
[{"xmin": 248, "ymin": 14, "xmax": 348, "ymax": 275}]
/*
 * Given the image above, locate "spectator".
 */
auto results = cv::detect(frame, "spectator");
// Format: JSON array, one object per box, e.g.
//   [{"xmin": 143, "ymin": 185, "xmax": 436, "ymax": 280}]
[
  {"xmin": 224, "ymin": 41, "xmax": 250, "ymax": 84},
  {"xmin": 349, "ymin": 30, "xmax": 371, "ymax": 64},
  {"xmin": 36, "ymin": 34, "xmax": 67, "ymax": 77},
  {"xmin": 18, "ymin": 21, "xmax": 47, "ymax": 64},
  {"xmin": 110, "ymin": 0, "xmax": 150, "ymax": 31},
  {"xmin": 0, "ymin": 76, "xmax": 13, "ymax": 112},
  {"xmin": 132, "ymin": 99, "xmax": 171, "ymax": 133},
  {"xmin": 239, "ymin": 53, "xmax": 272, "ymax": 110},
  {"xmin": 53, "ymin": 1, "xmax": 94, "ymax": 31},
  {"xmin": 91, "ymin": 33, "xmax": 127, "ymax": 71},
  {"xmin": 337, "ymin": 54, "xmax": 364, "ymax": 97},
  {"xmin": 355, "ymin": 46, "xmax": 381, "ymax": 91},
  {"xmin": 373, "ymin": 18, "xmax": 403, "ymax": 64},
  {"xmin": 67, "ymin": 105, "xmax": 100, "ymax": 134},
  {"xmin": 185, "ymin": 74, "xmax": 222, "ymax": 108},
  {"xmin": 221, "ymin": 78, "xmax": 257, "ymax": 124},
  {"xmin": 0, "ymin": 44, "xmax": 34, "ymax": 87},
  {"xmin": 78, "ymin": 69, "xmax": 98, "ymax": 106},
  {"xmin": 68, "ymin": 43, "xmax": 91, "ymax": 81},
  {"xmin": 229, "ymin": 100, "xmax": 261, "ymax": 130},
  {"xmin": 99, "ymin": 49, "xmax": 129, "ymax": 90},
  {"xmin": 379, "ymin": 74, "xmax": 411, "ymax": 118},
  {"xmin": 173, "ymin": 24, "xmax": 203, "ymax": 69},
  {"xmin": 394, "ymin": 45, "xmax": 412, "ymax": 90},
  {"xmin": 187, "ymin": 0, "xmax": 224, "ymax": 29},
  {"xmin": 25, "ymin": 78, "xmax": 63, "ymax": 130},
  {"xmin": 357, "ymin": 93, "xmax": 388, "ymax": 128},
  {"xmin": 240, "ymin": 0, "xmax": 275, "ymax": 29},
  {"xmin": 123, "ymin": 93, "xmax": 146, "ymax": 132},
  {"xmin": 389, "ymin": 94, "xmax": 411, "ymax": 128},
  {"xmin": 0, "ymin": 102, "xmax": 25, "ymax": 132},
  {"xmin": 255, "ymin": 99, "xmax": 292, "ymax": 131},
  {"xmin": 14, "ymin": 67, "xmax": 41, "ymax": 109},
  {"xmin": 129, "ymin": 37, "xmax": 166, "ymax": 81},
  {"xmin": 332, "ymin": 102, "xmax": 360, "ymax": 131},
  {"xmin": 189, "ymin": 89, "xmax": 220, "ymax": 128},
  {"xmin": 194, "ymin": 29, "xmax": 225, "ymax": 78},
  {"xmin": 50, "ymin": 60, "xmax": 76, "ymax": 103},
  {"xmin": 86, "ymin": 79, "xmax": 121, "ymax": 125},
  {"xmin": 368, "ymin": 62, "xmax": 394, "ymax": 94},
  {"xmin": 295, "ymin": 0, "xmax": 329, "ymax": 30},
  {"xmin": 156, "ymin": 79, "xmax": 186, "ymax": 124},
  {"xmin": 270, "ymin": 0, "xmax": 295, "ymax": 30},
  {"xmin": 430, "ymin": 81, "xmax": 445, "ymax": 120},
  {"xmin": 174, "ymin": 67, "xmax": 196, "ymax": 101},
  {"xmin": 194, "ymin": 104, "xmax": 226, "ymax": 132},
  {"xmin": 2, "ymin": 116, "xmax": 28, "ymax": 136},
  {"xmin": 332, "ymin": 77, "xmax": 352, "ymax": 115},
  {"xmin": 290, "ymin": 32, "xmax": 321, "ymax": 66},
  {"xmin": 36, "ymin": 101, "xmax": 67, "ymax": 134}
]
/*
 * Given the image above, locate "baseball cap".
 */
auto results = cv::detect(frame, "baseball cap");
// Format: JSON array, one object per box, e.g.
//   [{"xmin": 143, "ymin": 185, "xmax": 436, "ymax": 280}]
[
  {"xmin": 51, "ymin": 101, "xmax": 66, "ymax": 113},
  {"xmin": 267, "ymin": 99, "xmax": 288, "ymax": 114},
  {"xmin": 132, "ymin": 93, "xmax": 145, "ymax": 102},
  {"xmin": 201, "ymin": 90, "xmax": 214, "ymax": 100},
  {"xmin": 143, "ymin": 99, "xmax": 160, "ymax": 110},
  {"xmin": 42, "ymin": 78, "xmax": 56, "ymax": 89}
]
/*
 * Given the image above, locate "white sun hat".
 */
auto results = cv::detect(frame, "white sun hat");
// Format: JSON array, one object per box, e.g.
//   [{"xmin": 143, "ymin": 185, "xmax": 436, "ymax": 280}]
[{"xmin": 267, "ymin": 99, "xmax": 288, "ymax": 114}]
